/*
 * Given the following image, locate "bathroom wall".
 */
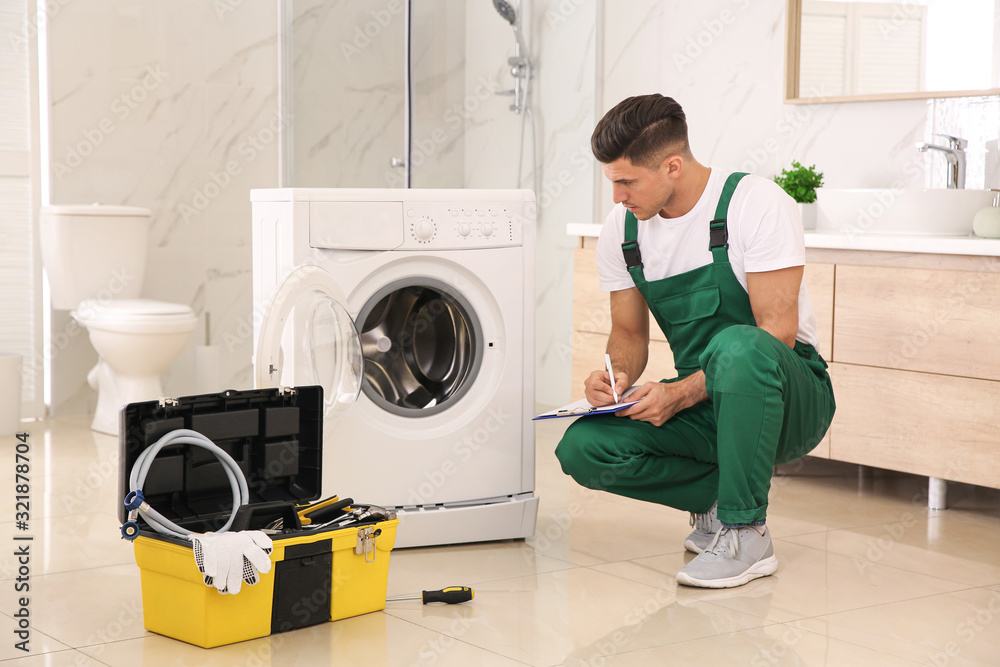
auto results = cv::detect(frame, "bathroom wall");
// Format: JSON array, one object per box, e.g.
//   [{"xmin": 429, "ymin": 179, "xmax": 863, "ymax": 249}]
[
  {"xmin": 44, "ymin": 0, "xmax": 584, "ymax": 414},
  {"xmin": 46, "ymin": 0, "xmax": 280, "ymax": 412},
  {"xmin": 596, "ymin": 0, "xmax": 999, "ymax": 214},
  {"xmin": 464, "ymin": 0, "xmax": 596, "ymax": 409},
  {"xmin": 45, "ymin": 1, "xmax": 996, "ymax": 417}
]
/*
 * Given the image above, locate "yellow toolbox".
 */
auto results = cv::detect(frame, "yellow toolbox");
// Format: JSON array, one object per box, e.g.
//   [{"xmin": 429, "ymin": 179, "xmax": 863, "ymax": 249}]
[{"xmin": 117, "ymin": 386, "xmax": 398, "ymax": 648}]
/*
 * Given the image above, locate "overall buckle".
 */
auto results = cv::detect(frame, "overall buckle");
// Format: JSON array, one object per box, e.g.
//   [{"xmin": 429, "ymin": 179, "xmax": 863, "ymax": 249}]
[
  {"xmin": 621, "ymin": 240, "xmax": 643, "ymax": 269},
  {"xmin": 709, "ymin": 219, "xmax": 728, "ymax": 250}
]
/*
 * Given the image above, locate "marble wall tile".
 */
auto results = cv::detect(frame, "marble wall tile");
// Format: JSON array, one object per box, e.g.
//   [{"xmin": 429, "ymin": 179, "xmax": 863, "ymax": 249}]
[
  {"xmin": 929, "ymin": 96, "xmax": 1000, "ymax": 190},
  {"xmin": 196, "ymin": 85, "xmax": 281, "ymax": 248},
  {"xmin": 602, "ymin": 0, "xmax": 666, "ymax": 99},
  {"xmin": 530, "ymin": 0, "xmax": 597, "ymax": 406},
  {"xmin": 143, "ymin": 245, "xmax": 208, "ymax": 397},
  {"xmin": 204, "ymin": 2, "xmax": 278, "ymax": 87},
  {"xmin": 45, "ymin": 311, "xmax": 97, "ymax": 416},
  {"xmin": 200, "ymin": 246, "xmax": 255, "ymax": 392},
  {"xmin": 46, "ymin": 0, "xmax": 278, "ymax": 414}
]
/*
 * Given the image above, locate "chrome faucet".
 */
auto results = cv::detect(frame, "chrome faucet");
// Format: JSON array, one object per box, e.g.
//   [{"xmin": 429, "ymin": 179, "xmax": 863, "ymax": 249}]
[{"xmin": 915, "ymin": 134, "xmax": 967, "ymax": 189}]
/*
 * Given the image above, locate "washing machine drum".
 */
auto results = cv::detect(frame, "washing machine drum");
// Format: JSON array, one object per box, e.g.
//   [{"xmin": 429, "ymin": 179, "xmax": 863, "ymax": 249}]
[{"xmin": 358, "ymin": 281, "xmax": 483, "ymax": 417}]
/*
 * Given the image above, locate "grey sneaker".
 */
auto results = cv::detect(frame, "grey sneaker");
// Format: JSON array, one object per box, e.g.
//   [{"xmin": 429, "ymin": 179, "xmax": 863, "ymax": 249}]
[
  {"xmin": 683, "ymin": 501, "xmax": 720, "ymax": 554},
  {"xmin": 676, "ymin": 525, "xmax": 778, "ymax": 589}
]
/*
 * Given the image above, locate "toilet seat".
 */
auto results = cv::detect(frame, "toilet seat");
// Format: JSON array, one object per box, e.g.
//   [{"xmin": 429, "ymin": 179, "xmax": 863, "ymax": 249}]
[{"xmin": 73, "ymin": 299, "xmax": 198, "ymax": 334}]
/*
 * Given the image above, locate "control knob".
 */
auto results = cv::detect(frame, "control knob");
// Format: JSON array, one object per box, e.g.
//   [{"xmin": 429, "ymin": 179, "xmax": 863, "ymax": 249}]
[
  {"xmin": 458, "ymin": 222, "xmax": 472, "ymax": 237},
  {"xmin": 413, "ymin": 218, "xmax": 436, "ymax": 241},
  {"xmin": 481, "ymin": 223, "xmax": 494, "ymax": 237}
]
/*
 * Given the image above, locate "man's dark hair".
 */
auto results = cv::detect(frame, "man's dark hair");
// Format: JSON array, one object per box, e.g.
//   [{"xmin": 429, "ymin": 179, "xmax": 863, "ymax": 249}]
[{"xmin": 591, "ymin": 94, "xmax": 690, "ymax": 168}]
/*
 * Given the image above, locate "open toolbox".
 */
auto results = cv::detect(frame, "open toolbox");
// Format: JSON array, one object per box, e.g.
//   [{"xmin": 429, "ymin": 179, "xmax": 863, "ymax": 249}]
[{"xmin": 117, "ymin": 386, "xmax": 399, "ymax": 648}]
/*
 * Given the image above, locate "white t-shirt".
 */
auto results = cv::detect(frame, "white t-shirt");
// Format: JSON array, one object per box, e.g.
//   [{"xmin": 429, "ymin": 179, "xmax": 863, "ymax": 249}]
[{"xmin": 595, "ymin": 168, "xmax": 821, "ymax": 352}]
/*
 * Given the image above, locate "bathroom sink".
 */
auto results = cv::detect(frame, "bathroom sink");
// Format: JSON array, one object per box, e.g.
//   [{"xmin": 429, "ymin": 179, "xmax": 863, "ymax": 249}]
[{"xmin": 814, "ymin": 188, "xmax": 996, "ymax": 236}]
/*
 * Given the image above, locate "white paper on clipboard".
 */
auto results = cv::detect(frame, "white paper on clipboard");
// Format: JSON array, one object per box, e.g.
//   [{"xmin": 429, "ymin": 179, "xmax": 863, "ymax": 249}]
[{"xmin": 532, "ymin": 386, "xmax": 641, "ymax": 420}]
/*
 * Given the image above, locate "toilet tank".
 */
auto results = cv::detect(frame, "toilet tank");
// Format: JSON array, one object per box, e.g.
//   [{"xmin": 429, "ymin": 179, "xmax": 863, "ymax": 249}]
[{"xmin": 40, "ymin": 204, "xmax": 151, "ymax": 310}]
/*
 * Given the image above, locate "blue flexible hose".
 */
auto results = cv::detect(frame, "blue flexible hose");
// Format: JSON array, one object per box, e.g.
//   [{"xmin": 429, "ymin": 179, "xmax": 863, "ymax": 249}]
[{"xmin": 127, "ymin": 429, "xmax": 249, "ymax": 539}]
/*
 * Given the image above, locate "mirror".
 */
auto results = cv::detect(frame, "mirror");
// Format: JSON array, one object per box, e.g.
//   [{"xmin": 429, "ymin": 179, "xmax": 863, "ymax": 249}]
[{"xmin": 786, "ymin": 0, "xmax": 1000, "ymax": 102}]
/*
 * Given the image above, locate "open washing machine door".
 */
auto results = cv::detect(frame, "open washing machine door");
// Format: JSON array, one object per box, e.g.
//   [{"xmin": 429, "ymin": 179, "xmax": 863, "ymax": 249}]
[{"xmin": 255, "ymin": 265, "xmax": 363, "ymax": 420}]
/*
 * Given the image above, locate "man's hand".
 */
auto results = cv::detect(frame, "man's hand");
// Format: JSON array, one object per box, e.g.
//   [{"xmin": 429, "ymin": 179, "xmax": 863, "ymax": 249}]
[
  {"xmin": 584, "ymin": 369, "xmax": 630, "ymax": 407},
  {"xmin": 616, "ymin": 371, "xmax": 708, "ymax": 426}
]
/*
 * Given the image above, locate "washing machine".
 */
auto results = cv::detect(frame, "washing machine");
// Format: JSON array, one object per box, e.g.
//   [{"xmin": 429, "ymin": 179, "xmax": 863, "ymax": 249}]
[{"xmin": 250, "ymin": 188, "xmax": 537, "ymax": 548}]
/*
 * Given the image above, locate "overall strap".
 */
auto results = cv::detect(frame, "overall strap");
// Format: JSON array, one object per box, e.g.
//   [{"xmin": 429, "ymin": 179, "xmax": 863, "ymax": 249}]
[
  {"xmin": 621, "ymin": 210, "xmax": 646, "ymax": 285},
  {"xmin": 709, "ymin": 172, "xmax": 749, "ymax": 261}
]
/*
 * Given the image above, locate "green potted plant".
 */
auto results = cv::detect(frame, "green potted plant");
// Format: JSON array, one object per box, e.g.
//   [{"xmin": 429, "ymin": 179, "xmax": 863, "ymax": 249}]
[{"xmin": 774, "ymin": 161, "xmax": 824, "ymax": 229}]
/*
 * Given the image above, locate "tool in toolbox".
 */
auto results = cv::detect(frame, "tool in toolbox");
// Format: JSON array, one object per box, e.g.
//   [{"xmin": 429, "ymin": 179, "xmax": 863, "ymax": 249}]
[
  {"xmin": 263, "ymin": 496, "xmax": 397, "ymax": 533},
  {"xmin": 386, "ymin": 586, "xmax": 475, "ymax": 604},
  {"xmin": 117, "ymin": 385, "xmax": 401, "ymax": 648},
  {"xmin": 295, "ymin": 496, "xmax": 355, "ymax": 526}
]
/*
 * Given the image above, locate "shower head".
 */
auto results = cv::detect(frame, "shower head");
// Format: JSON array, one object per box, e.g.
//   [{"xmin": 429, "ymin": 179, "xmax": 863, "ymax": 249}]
[{"xmin": 492, "ymin": 0, "xmax": 517, "ymax": 26}]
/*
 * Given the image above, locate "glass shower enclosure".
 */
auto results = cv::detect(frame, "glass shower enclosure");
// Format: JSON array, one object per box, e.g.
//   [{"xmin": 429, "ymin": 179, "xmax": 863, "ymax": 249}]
[{"xmin": 281, "ymin": 1, "xmax": 481, "ymax": 189}]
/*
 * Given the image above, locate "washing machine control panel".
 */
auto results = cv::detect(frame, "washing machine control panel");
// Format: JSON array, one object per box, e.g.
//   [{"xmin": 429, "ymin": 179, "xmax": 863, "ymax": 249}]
[{"xmin": 403, "ymin": 203, "xmax": 527, "ymax": 249}]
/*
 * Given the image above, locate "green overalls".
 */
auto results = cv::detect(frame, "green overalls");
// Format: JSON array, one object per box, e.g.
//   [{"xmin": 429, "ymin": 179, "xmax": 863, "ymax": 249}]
[{"xmin": 555, "ymin": 173, "xmax": 836, "ymax": 526}]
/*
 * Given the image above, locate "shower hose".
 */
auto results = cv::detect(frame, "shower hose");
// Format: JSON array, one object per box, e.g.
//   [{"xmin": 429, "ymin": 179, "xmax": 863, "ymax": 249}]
[{"xmin": 120, "ymin": 429, "xmax": 249, "ymax": 541}]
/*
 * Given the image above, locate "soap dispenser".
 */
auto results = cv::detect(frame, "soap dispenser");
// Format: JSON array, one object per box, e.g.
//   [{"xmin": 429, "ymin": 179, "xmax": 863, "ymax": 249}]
[{"xmin": 972, "ymin": 190, "xmax": 1000, "ymax": 238}]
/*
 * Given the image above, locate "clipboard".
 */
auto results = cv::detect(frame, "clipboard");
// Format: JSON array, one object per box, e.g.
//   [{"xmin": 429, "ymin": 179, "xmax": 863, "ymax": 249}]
[{"xmin": 533, "ymin": 386, "xmax": 640, "ymax": 420}]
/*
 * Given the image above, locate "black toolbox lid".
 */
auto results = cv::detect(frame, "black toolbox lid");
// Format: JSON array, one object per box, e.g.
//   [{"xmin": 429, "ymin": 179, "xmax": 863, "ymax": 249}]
[{"xmin": 117, "ymin": 386, "xmax": 324, "ymax": 530}]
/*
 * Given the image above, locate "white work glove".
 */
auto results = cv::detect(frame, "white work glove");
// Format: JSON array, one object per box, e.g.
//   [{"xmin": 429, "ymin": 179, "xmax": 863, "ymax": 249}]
[{"xmin": 191, "ymin": 531, "xmax": 273, "ymax": 595}]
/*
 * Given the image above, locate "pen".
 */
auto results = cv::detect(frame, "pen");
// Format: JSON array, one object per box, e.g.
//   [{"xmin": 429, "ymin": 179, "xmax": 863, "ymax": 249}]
[{"xmin": 604, "ymin": 353, "xmax": 620, "ymax": 403}]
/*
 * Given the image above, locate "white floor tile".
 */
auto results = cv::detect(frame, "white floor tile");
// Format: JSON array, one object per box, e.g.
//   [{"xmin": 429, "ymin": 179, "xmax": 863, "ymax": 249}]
[{"xmin": 0, "ymin": 413, "xmax": 996, "ymax": 666}]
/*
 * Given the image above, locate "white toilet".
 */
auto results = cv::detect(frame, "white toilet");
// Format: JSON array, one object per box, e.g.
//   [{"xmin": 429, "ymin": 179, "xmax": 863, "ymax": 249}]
[{"xmin": 39, "ymin": 204, "xmax": 198, "ymax": 435}]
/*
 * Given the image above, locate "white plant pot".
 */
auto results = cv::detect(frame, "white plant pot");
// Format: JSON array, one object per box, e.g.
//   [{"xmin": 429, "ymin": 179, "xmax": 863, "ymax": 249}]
[{"xmin": 799, "ymin": 202, "xmax": 817, "ymax": 230}]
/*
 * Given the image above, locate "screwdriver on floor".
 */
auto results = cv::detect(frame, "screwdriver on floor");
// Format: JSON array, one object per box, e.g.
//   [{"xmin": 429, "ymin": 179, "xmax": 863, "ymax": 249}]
[{"xmin": 386, "ymin": 586, "xmax": 474, "ymax": 604}]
